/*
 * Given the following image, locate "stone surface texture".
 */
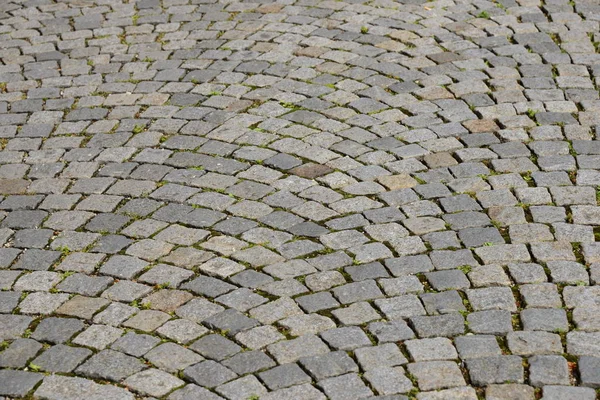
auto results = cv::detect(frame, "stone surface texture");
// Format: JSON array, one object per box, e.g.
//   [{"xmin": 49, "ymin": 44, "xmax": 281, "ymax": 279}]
[{"xmin": 0, "ymin": 0, "xmax": 599, "ymax": 398}]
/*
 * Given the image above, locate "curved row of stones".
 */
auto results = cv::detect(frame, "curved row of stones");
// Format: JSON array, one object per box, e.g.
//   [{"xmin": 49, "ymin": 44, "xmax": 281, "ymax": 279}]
[{"xmin": 1, "ymin": 0, "xmax": 600, "ymax": 399}]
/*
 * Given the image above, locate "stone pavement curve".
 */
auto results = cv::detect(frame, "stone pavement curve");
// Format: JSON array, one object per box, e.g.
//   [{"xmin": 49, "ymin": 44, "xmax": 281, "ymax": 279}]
[{"xmin": 2, "ymin": 0, "xmax": 600, "ymax": 399}]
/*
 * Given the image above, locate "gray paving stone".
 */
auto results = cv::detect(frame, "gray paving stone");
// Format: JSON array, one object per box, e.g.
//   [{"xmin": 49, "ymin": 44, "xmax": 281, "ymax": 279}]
[
  {"xmin": 31, "ymin": 317, "xmax": 84, "ymax": 344},
  {"xmin": 405, "ymin": 338, "xmax": 457, "ymax": 362},
  {"xmin": 420, "ymin": 290, "xmax": 466, "ymax": 315},
  {"xmin": 541, "ymin": 385, "xmax": 596, "ymax": 400},
  {"xmin": 300, "ymin": 350, "xmax": 359, "ymax": 381},
  {"xmin": 215, "ymin": 375, "xmax": 267, "ymax": 400},
  {"xmin": 528, "ymin": 355, "xmax": 569, "ymax": 387},
  {"xmin": 204, "ymin": 309, "xmax": 260, "ymax": 336},
  {"xmin": 145, "ymin": 342, "xmax": 203, "ymax": 373},
  {"xmin": 111, "ymin": 332, "xmax": 160, "ymax": 357},
  {"xmin": 320, "ymin": 326, "xmax": 372, "ymax": 350},
  {"xmin": 318, "ymin": 373, "xmax": 373, "ymax": 400},
  {"xmin": 467, "ymin": 287, "xmax": 517, "ymax": 312},
  {"xmin": 355, "ymin": 343, "xmax": 407, "ymax": 370},
  {"xmin": 32, "ymin": 344, "xmax": 92, "ymax": 373},
  {"xmin": 183, "ymin": 360, "xmax": 238, "ymax": 388},
  {"xmin": 259, "ymin": 383, "xmax": 326, "ymax": 400},
  {"xmin": 364, "ymin": 366, "xmax": 413, "ymax": 395},
  {"xmin": 0, "ymin": 338, "xmax": 43, "ymax": 368},
  {"xmin": 0, "ymin": 370, "xmax": 43, "ymax": 397},
  {"xmin": 259, "ymin": 363, "xmax": 311, "ymax": 390},
  {"xmin": 221, "ymin": 350, "xmax": 275, "ymax": 375},
  {"xmin": 407, "ymin": 361, "xmax": 466, "ymax": 391},
  {"xmin": 507, "ymin": 331, "xmax": 563, "ymax": 355},
  {"xmin": 416, "ymin": 387, "xmax": 477, "ymax": 400},
  {"xmin": 455, "ymin": 335, "xmax": 502, "ymax": 360},
  {"xmin": 34, "ymin": 375, "xmax": 135, "ymax": 400},
  {"xmin": 72, "ymin": 324, "xmax": 123, "ymax": 350},
  {"xmin": 0, "ymin": 291, "xmax": 20, "ymax": 313},
  {"xmin": 168, "ymin": 384, "xmax": 224, "ymax": 400},
  {"xmin": 521, "ymin": 308, "xmax": 569, "ymax": 332},
  {"xmin": 466, "ymin": 356, "xmax": 524, "ymax": 385},
  {"xmin": 484, "ymin": 384, "xmax": 535, "ymax": 400},
  {"xmin": 367, "ymin": 320, "xmax": 415, "ymax": 343},
  {"xmin": 268, "ymin": 334, "xmax": 330, "ymax": 364},
  {"xmin": 124, "ymin": 369, "xmax": 184, "ymax": 397},
  {"xmin": 122, "ymin": 310, "xmax": 171, "ymax": 332},
  {"xmin": 578, "ymin": 356, "xmax": 600, "ymax": 388},
  {"xmin": 410, "ymin": 314, "xmax": 465, "ymax": 338},
  {"xmin": 467, "ymin": 310, "xmax": 513, "ymax": 335},
  {"xmin": 75, "ymin": 349, "xmax": 146, "ymax": 382}
]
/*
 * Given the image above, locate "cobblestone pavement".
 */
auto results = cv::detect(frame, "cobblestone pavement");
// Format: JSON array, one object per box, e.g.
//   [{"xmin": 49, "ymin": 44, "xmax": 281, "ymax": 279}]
[{"xmin": 2, "ymin": 0, "xmax": 600, "ymax": 399}]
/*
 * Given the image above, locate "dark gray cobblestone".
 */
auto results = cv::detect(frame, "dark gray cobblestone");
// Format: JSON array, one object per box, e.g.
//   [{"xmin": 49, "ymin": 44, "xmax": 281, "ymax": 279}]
[{"xmin": 1, "ymin": 0, "xmax": 600, "ymax": 398}]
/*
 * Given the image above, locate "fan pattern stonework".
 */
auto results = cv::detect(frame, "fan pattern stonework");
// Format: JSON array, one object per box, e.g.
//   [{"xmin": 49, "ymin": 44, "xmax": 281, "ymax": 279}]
[{"xmin": 1, "ymin": 0, "xmax": 600, "ymax": 399}]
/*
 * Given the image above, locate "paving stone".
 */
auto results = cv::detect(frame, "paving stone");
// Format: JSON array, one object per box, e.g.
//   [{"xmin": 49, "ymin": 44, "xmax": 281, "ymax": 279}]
[
  {"xmin": 221, "ymin": 350, "xmax": 275, "ymax": 376},
  {"xmin": 466, "ymin": 356, "xmax": 524, "ymax": 385},
  {"xmin": 528, "ymin": 355, "xmax": 569, "ymax": 387},
  {"xmin": 31, "ymin": 344, "xmax": 92, "ymax": 373},
  {"xmin": 520, "ymin": 283, "xmax": 562, "ymax": 308},
  {"xmin": 467, "ymin": 310, "xmax": 513, "ymax": 335},
  {"xmin": 521, "ymin": 308, "xmax": 569, "ymax": 332},
  {"xmin": 145, "ymin": 342, "xmax": 204, "ymax": 373},
  {"xmin": 367, "ymin": 320, "xmax": 415, "ymax": 343},
  {"xmin": 138, "ymin": 264, "xmax": 194, "ymax": 288},
  {"xmin": 507, "ymin": 331, "xmax": 563, "ymax": 355},
  {"xmin": 318, "ymin": 373, "xmax": 373, "ymax": 400},
  {"xmin": 72, "ymin": 324, "xmax": 123, "ymax": 350},
  {"xmin": 299, "ymin": 351, "xmax": 358, "ymax": 381},
  {"xmin": 420, "ymin": 290, "xmax": 466, "ymax": 315},
  {"xmin": 215, "ymin": 375, "xmax": 267, "ymax": 400},
  {"xmin": 425, "ymin": 270, "xmax": 470, "ymax": 290},
  {"xmin": 181, "ymin": 276, "xmax": 235, "ymax": 298},
  {"xmin": 204, "ymin": 309, "xmax": 260, "ymax": 336},
  {"xmin": 183, "ymin": 360, "xmax": 238, "ymax": 388},
  {"xmin": 320, "ymin": 326, "xmax": 372, "ymax": 350},
  {"xmin": 142, "ymin": 289, "xmax": 194, "ymax": 312},
  {"xmin": 268, "ymin": 334, "xmax": 330, "ymax": 364},
  {"xmin": 0, "ymin": 338, "xmax": 43, "ymax": 368},
  {"xmin": 124, "ymin": 369, "xmax": 185, "ymax": 398},
  {"xmin": 58, "ymin": 273, "xmax": 113, "ymax": 297},
  {"xmin": 122, "ymin": 310, "xmax": 171, "ymax": 332},
  {"xmin": 541, "ymin": 386, "xmax": 596, "ymax": 400},
  {"xmin": 279, "ymin": 313, "xmax": 336, "ymax": 336},
  {"xmin": 0, "ymin": 291, "xmax": 20, "ymax": 313},
  {"xmin": 405, "ymin": 338, "xmax": 458, "ymax": 362},
  {"xmin": 407, "ymin": 361, "xmax": 466, "ymax": 391},
  {"xmin": 190, "ymin": 334, "xmax": 241, "ymax": 362},
  {"xmin": 167, "ymin": 384, "xmax": 224, "ymax": 400},
  {"xmin": 410, "ymin": 314, "xmax": 465, "ymax": 338},
  {"xmin": 259, "ymin": 363, "xmax": 311, "ymax": 390},
  {"xmin": 455, "ymin": 335, "xmax": 502, "ymax": 360},
  {"xmin": 31, "ymin": 317, "xmax": 84, "ymax": 344},
  {"xmin": 259, "ymin": 383, "xmax": 326, "ymax": 400},
  {"xmin": 332, "ymin": 280, "xmax": 384, "ymax": 304},
  {"xmin": 34, "ymin": 375, "xmax": 135, "ymax": 400},
  {"xmin": 355, "ymin": 343, "xmax": 407, "ymax": 370},
  {"xmin": 578, "ymin": 356, "xmax": 600, "ymax": 388},
  {"xmin": 13, "ymin": 249, "xmax": 60, "ymax": 271},
  {"xmin": 111, "ymin": 332, "xmax": 160, "ymax": 357},
  {"xmin": 156, "ymin": 319, "xmax": 207, "ymax": 344},
  {"xmin": 485, "ymin": 384, "xmax": 535, "ymax": 400},
  {"xmin": 75, "ymin": 349, "xmax": 146, "ymax": 382},
  {"xmin": 0, "ymin": 370, "xmax": 43, "ymax": 397},
  {"xmin": 467, "ymin": 287, "xmax": 517, "ymax": 312},
  {"xmin": 364, "ymin": 366, "xmax": 413, "ymax": 395}
]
